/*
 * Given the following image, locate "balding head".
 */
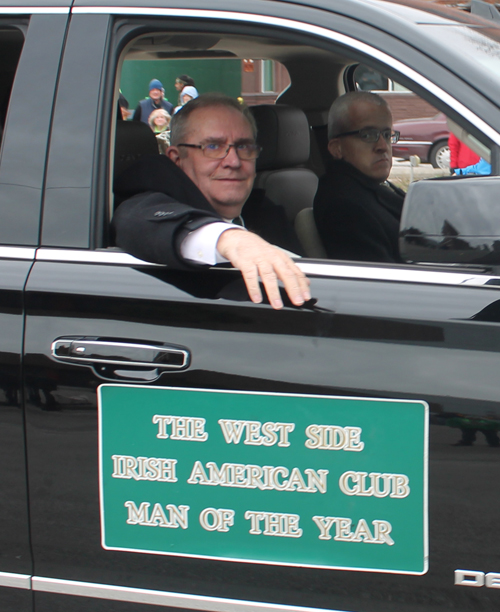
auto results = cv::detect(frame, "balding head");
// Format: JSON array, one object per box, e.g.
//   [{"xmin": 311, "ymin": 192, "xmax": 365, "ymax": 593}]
[
  {"xmin": 328, "ymin": 91, "xmax": 390, "ymax": 140},
  {"xmin": 170, "ymin": 93, "xmax": 257, "ymax": 147},
  {"xmin": 327, "ymin": 92, "xmax": 394, "ymax": 182}
]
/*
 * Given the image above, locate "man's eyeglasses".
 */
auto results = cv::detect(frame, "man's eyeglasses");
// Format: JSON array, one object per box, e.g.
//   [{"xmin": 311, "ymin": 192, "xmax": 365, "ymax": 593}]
[
  {"xmin": 335, "ymin": 128, "xmax": 400, "ymax": 144},
  {"xmin": 177, "ymin": 142, "xmax": 262, "ymax": 160}
]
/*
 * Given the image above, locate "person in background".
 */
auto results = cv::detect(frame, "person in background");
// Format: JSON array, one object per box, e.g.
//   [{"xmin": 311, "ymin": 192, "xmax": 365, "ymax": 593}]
[
  {"xmin": 454, "ymin": 157, "xmax": 491, "ymax": 176},
  {"xmin": 175, "ymin": 75, "xmax": 196, "ymax": 104},
  {"xmin": 133, "ymin": 79, "xmax": 174, "ymax": 124},
  {"xmin": 174, "ymin": 84, "xmax": 199, "ymax": 114},
  {"xmin": 448, "ymin": 133, "xmax": 480, "ymax": 174},
  {"xmin": 118, "ymin": 91, "xmax": 132, "ymax": 120},
  {"xmin": 180, "ymin": 85, "xmax": 198, "ymax": 105},
  {"xmin": 148, "ymin": 108, "xmax": 171, "ymax": 154}
]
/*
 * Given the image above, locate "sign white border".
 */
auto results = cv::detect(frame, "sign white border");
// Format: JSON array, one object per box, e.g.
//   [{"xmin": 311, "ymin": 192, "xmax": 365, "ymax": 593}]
[{"xmin": 98, "ymin": 385, "xmax": 429, "ymax": 575}]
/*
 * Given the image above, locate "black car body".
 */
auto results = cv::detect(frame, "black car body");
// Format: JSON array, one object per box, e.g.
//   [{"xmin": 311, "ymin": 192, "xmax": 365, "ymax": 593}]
[{"xmin": 1, "ymin": 1, "xmax": 500, "ymax": 611}]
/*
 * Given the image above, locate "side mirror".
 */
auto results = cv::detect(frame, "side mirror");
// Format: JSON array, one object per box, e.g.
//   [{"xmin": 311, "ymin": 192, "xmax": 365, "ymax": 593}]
[{"xmin": 399, "ymin": 175, "xmax": 500, "ymax": 265}]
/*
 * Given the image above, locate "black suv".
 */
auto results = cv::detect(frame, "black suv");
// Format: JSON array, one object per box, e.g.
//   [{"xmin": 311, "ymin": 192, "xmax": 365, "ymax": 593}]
[{"xmin": 1, "ymin": 1, "xmax": 500, "ymax": 611}]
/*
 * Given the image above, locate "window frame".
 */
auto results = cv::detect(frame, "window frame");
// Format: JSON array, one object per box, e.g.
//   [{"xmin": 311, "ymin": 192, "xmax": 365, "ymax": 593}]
[
  {"xmin": 39, "ymin": 5, "xmax": 500, "ymax": 287},
  {"xmin": 0, "ymin": 12, "xmax": 68, "ymax": 247}
]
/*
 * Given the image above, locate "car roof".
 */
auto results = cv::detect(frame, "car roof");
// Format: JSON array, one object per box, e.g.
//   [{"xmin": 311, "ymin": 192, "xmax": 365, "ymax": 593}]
[
  {"xmin": 6, "ymin": 0, "xmax": 492, "ymax": 34},
  {"xmin": 0, "ymin": 0, "xmax": 71, "ymax": 6},
  {"xmin": 68, "ymin": 0, "xmax": 500, "ymax": 37},
  {"xmin": 0, "ymin": 0, "xmax": 494, "ymax": 26}
]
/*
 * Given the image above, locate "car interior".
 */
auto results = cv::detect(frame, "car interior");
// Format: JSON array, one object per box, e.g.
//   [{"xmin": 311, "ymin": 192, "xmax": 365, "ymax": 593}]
[{"xmin": 111, "ymin": 24, "xmax": 497, "ymax": 268}]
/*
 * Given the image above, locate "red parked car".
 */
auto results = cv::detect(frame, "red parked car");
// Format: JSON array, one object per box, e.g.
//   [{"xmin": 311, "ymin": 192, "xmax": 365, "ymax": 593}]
[{"xmin": 392, "ymin": 112, "xmax": 450, "ymax": 169}]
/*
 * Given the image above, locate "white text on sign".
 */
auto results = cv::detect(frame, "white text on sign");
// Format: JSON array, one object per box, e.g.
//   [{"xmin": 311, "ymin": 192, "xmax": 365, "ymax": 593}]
[
  {"xmin": 313, "ymin": 516, "xmax": 394, "ymax": 545},
  {"xmin": 245, "ymin": 511, "xmax": 303, "ymax": 537},
  {"xmin": 218, "ymin": 419, "xmax": 295, "ymax": 446},
  {"xmin": 153, "ymin": 415, "xmax": 208, "ymax": 441},
  {"xmin": 188, "ymin": 461, "xmax": 328, "ymax": 493},
  {"xmin": 112, "ymin": 455, "xmax": 178, "ymax": 482},
  {"xmin": 125, "ymin": 501, "xmax": 189, "ymax": 529},
  {"xmin": 339, "ymin": 471, "xmax": 410, "ymax": 498},
  {"xmin": 305, "ymin": 425, "xmax": 364, "ymax": 451}
]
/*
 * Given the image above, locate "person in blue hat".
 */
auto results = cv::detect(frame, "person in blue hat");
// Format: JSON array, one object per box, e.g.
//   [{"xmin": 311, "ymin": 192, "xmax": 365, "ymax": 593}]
[{"xmin": 132, "ymin": 78, "xmax": 174, "ymax": 124}]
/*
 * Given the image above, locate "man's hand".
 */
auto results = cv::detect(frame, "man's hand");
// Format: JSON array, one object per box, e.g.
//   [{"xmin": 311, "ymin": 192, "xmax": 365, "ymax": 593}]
[{"xmin": 217, "ymin": 229, "xmax": 311, "ymax": 310}]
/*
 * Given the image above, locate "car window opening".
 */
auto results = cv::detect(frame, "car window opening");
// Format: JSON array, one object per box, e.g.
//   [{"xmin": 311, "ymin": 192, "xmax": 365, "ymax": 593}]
[
  {"xmin": 110, "ymin": 27, "xmax": 494, "ymax": 271},
  {"xmin": 0, "ymin": 26, "xmax": 24, "ymax": 146}
]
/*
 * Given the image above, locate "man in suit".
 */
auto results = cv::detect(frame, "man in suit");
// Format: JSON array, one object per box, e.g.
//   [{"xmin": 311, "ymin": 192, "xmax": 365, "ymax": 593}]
[
  {"xmin": 313, "ymin": 91, "xmax": 405, "ymax": 263},
  {"xmin": 113, "ymin": 93, "xmax": 310, "ymax": 310}
]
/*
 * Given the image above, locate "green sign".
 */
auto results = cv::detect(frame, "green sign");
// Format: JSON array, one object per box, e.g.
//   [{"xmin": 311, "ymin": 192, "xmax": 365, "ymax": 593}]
[{"xmin": 98, "ymin": 385, "xmax": 428, "ymax": 574}]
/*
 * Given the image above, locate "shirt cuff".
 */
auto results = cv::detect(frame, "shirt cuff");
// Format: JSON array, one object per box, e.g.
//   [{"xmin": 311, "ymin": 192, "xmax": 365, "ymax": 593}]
[{"xmin": 180, "ymin": 222, "xmax": 246, "ymax": 265}]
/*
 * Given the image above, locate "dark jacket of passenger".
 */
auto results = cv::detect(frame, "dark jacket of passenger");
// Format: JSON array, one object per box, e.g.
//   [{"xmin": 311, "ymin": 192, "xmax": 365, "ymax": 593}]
[
  {"xmin": 112, "ymin": 155, "xmax": 303, "ymax": 270},
  {"xmin": 313, "ymin": 158, "xmax": 405, "ymax": 263}
]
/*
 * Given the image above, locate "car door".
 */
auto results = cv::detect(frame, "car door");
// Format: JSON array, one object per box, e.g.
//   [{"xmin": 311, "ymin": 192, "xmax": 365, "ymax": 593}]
[
  {"xmin": 0, "ymin": 5, "xmax": 69, "ymax": 610},
  {"xmin": 23, "ymin": 2, "xmax": 500, "ymax": 612}
]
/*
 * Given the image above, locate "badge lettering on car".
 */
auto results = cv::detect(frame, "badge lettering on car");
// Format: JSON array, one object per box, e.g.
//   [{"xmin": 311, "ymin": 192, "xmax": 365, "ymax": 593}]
[{"xmin": 455, "ymin": 570, "xmax": 500, "ymax": 588}]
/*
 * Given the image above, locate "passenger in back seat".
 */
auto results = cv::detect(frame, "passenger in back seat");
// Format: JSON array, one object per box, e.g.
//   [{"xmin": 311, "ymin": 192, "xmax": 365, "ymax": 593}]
[
  {"xmin": 113, "ymin": 93, "xmax": 310, "ymax": 310},
  {"xmin": 313, "ymin": 91, "xmax": 405, "ymax": 263}
]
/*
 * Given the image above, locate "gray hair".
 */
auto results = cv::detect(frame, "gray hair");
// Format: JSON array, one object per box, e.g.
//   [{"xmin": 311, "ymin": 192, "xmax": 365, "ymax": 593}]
[
  {"xmin": 170, "ymin": 93, "xmax": 257, "ymax": 146},
  {"xmin": 327, "ymin": 91, "xmax": 390, "ymax": 140}
]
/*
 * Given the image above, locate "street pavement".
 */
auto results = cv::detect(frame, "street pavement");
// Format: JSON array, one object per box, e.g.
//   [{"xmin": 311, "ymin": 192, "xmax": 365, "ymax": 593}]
[{"xmin": 390, "ymin": 158, "xmax": 448, "ymax": 191}]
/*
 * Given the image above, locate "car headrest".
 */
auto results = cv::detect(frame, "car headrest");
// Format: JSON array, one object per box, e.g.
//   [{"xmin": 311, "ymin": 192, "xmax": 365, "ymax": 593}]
[
  {"xmin": 114, "ymin": 120, "xmax": 159, "ymax": 182},
  {"xmin": 250, "ymin": 104, "xmax": 310, "ymax": 171}
]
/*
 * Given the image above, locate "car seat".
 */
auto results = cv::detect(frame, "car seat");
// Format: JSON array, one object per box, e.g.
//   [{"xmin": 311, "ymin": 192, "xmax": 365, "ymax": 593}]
[
  {"xmin": 294, "ymin": 208, "xmax": 327, "ymax": 258},
  {"xmin": 113, "ymin": 120, "xmax": 159, "ymax": 186},
  {"xmin": 250, "ymin": 104, "xmax": 319, "ymax": 225},
  {"xmin": 297, "ymin": 123, "xmax": 329, "ymax": 256}
]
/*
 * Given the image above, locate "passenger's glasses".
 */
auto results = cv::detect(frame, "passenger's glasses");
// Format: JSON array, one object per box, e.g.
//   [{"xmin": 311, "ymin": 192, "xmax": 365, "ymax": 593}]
[
  {"xmin": 335, "ymin": 128, "xmax": 400, "ymax": 144},
  {"xmin": 177, "ymin": 142, "xmax": 262, "ymax": 160}
]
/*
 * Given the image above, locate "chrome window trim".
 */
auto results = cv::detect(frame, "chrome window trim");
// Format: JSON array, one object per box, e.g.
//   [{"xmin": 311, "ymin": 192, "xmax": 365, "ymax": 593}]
[
  {"xmin": 0, "ymin": 246, "xmax": 36, "ymax": 260},
  {"xmin": 36, "ymin": 247, "xmax": 157, "ymax": 266},
  {"xmin": 35, "ymin": 247, "xmax": 500, "ymax": 289},
  {"xmin": 0, "ymin": 6, "xmax": 69, "ymax": 13},
  {"xmin": 31, "ymin": 576, "xmax": 349, "ymax": 611},
  {"xmin": 0, "ymin": 571, "xmax": 31, "ymax": 590},
  {"xmin": 396, "ymin": 140, "xmax": 433, "ymax": 145},
  {"xmin": 298, "ymin": 261, "xmax": 500, "ymax": 288},
  {"xmin": 71, "ymin": 7, "xmax": 500, "ymax": 146}
]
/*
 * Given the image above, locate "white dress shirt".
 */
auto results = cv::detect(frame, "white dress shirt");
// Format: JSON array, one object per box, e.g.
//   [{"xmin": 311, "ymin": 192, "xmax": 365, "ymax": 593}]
[{"xmin": 180, "ymin": 221, "xmax": 245, "ymax": 265}]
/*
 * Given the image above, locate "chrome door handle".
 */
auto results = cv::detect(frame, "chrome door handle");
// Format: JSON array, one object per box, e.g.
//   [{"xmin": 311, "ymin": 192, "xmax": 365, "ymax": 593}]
[{"xmin": 51, "ymin": 337, "xmax": 190, "ymax": 380}]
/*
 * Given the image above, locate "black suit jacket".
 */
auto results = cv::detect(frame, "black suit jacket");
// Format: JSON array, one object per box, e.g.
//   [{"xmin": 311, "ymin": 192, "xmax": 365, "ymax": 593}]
[
  {"xmin": 313, "ymin": 158, "xmax": 405, "ymax": 263},
  {"xmin": 112, "ymin": 155, "xmax": 303, "ymax": 269}
]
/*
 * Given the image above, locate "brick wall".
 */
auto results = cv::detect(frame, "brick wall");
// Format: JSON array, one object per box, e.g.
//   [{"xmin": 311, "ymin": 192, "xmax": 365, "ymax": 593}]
[
  {"xmin": 241, "ymin": 61, "xmax": 440, "ymax": 122},
  {"xmin": 378, "ymin": 92, "xmax": 440, "ymax": 122},
  {"xmin": 241, "ymin": 61, "xmax": 291, "ymax": 106}
]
